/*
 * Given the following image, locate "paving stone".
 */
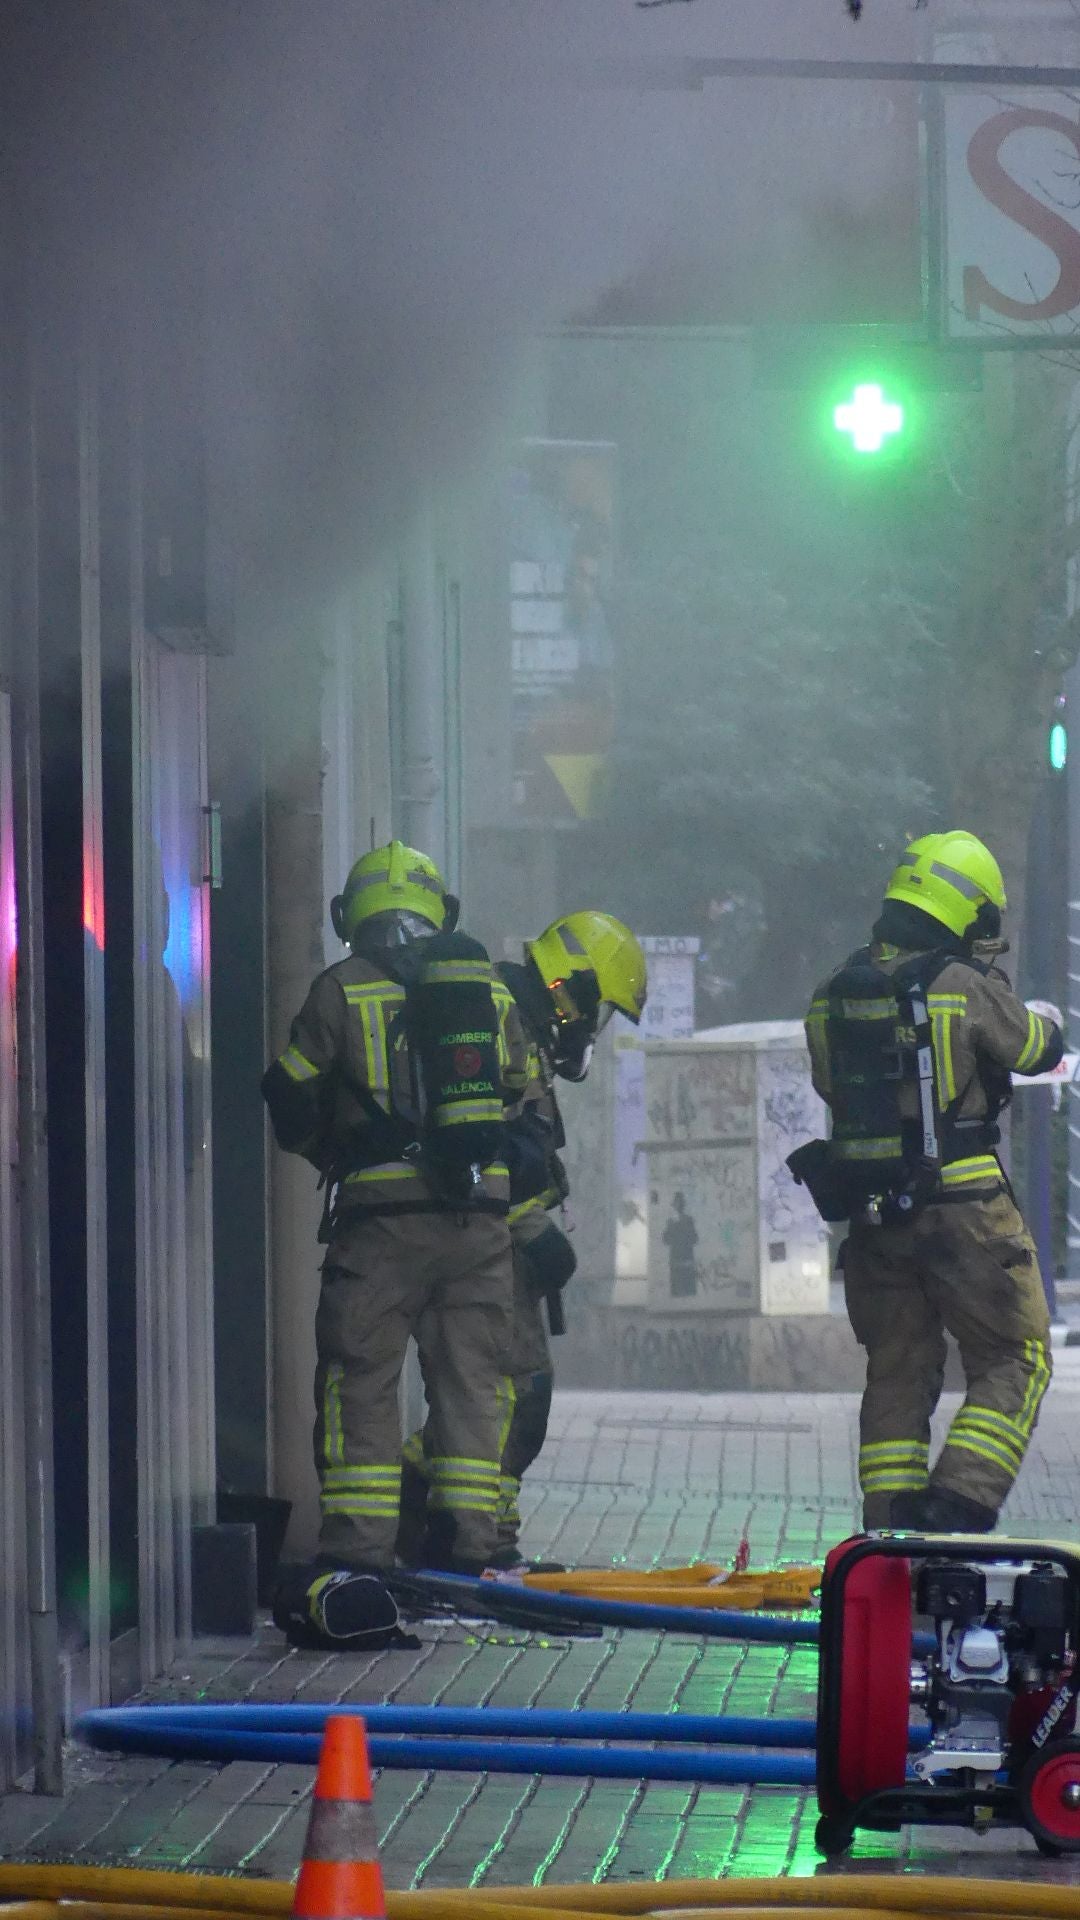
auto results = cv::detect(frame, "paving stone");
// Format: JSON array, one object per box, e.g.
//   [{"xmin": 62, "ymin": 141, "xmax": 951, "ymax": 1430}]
[
  {"xmin": 76, "ymin": 1763, "xmax": 222, "ymax": 1861},
  {"xmin": 7, "ymin": 1387, "xmax": 1080, "ymax": 1888}
]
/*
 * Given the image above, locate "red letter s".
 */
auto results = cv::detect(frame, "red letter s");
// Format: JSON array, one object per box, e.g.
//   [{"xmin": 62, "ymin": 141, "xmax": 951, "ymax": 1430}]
[{"xmin": 963, "ymin": 108, "xmax": 1080, "ymax": 323}]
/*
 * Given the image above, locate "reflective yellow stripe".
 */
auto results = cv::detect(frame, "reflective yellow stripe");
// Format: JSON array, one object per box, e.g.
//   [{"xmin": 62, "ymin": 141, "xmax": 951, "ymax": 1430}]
[
  {"xmin": 344, "ymin": 1163, "xmax": 422, "ymax": 1184},
  {"xmin": 280, "ymin": 1044, "xmax": 319, "ymax": 1083},
  {"xmin": 956, "ymin": 1402, "xmax": 1027, "ymax": 1443},
  {"xmin": 423, "ymin": 961, "xmax": 492, "ymax": 985},
  {"xmin": 428, "ymin": 1489, "xmax": 500, "ymax": 1512},
  {"xmin": 367, "ymin": 997, "xmax": 388, "ymax": 1096},
  {"xmin": 949, "ymin": 1417, "xmax": 1024, "ymax": 1467},
  {"xmin": 1016, "ymin": 1011, "xmax": 1047, "ymax": 1073},
  {"xmin": 323, "ymin": 1363, "xmax": 344, "ymax": 1467},
  {"xmin": 342, "ymin": 1158, "xmax": 509, "ymax": 1187},
  {"xmin": 1018, "ymin": 1339, "xmax": 1052, "ymax": 1434},
  {"xmin": 944, "ymin": 1430, "xmax": 1019, "ymax": 1477},
  {"xmin": 509, "ymin": 1193, "xmax": 548, "ymax": 1225},
  {"xmin": 952, "ymin": 1408, "xmax": 1025, "ymax": 1452},
  {"xmin": 926, "ymin": 994, "xmax": 967, "ymax": 1009},
  {"xmin": 433, "ymin": 1100, "xmax": 504, "ymax": 1126},
  {"xmin": 833, "ymin": 1136, "xmax": 902, "ymax": 1159},
  {"xmin": 859, "ymin": 1438, "xmax": 929, "ymax": 1493},
  {"xmin": 497, "ymin": 1376, "xmax": 516, "ymax": 1457},
  {"xmin": 929, "ymin": 1008, "xmax": 957, "ymax": 1105},
  {"xmin": 341, "ymin": 983, "xmax": 402, "ymax": 1095},
  {"xmin": 430, "ymin": 1456, "xmax": 502, "ymax": 1478},
  {"xmin": 497, "ymin": 985, "xmax": 528, "ymax": 1085},
  {"xmin": 941, "ymin": 1155, "xmax": 1000, "ymax": 1187}
]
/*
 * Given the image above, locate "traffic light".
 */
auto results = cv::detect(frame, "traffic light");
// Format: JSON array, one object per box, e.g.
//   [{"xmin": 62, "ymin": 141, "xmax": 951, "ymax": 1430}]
[{"xmin": 1050, "ymin": 700, "xmax": 1067, "ymax": 773}]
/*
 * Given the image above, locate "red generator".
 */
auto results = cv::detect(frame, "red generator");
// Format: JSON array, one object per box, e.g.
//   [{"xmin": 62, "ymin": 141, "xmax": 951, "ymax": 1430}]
[{"xmin": 815, "ymin": 1533, "xmax": 1080, "ymax": 1857}]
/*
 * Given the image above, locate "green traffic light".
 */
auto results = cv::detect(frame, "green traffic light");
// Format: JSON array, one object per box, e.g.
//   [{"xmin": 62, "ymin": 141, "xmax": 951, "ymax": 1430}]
[
  {"xmin": 1050, "ymin": 721, "xmax": 1068, "ymax": 772},
  {"xmin": 833, "ymin": 383, "xmax": 904, "ymax": 454}
]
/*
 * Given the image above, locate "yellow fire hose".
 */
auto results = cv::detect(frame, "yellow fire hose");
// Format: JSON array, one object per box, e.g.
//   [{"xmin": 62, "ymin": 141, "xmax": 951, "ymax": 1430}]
[
  {"xmin": 0, "ymin": 1908, "xmax": 1026, "ymax": 1920},
  {"xmin": 1, "ymin": 1866, "xmax": 1078, "ymax": 1920},
  {"xmin": 520, "ymin": 1568, "xmax": 821, "ymax": 1611}
]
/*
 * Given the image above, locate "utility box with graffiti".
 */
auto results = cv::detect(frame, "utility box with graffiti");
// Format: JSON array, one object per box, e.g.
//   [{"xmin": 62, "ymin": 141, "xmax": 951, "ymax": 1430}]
[{"xmin": 642, "ymin": 1022, "xmax": 830, "ymax": 1317}]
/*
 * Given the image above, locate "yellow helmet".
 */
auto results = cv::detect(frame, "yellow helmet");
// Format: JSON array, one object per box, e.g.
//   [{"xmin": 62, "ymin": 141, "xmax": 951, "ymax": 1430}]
[
  {"xmin": 883, "ymin": 830, "xmax": 1006, "ymax": 939},
  {"xmin": 331, "ymin": 840, "xmax": 448, "ymax": 947},
  {"xmin": 527, "ymin": 911, "xmax": 648, "ymax": 1029}
]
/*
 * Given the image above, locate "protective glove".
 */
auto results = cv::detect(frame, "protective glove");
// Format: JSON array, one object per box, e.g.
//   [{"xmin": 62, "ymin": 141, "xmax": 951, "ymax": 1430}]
[{"xmin": 521, "ymin": 1221, "xmax": 578, "ymax": 1296}]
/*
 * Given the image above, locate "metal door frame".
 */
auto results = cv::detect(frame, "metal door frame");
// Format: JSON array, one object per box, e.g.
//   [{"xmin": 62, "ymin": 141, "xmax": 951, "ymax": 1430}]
[
  {"xmin": 129, "ymin": 334, "xmax": 216, "ymax": 1679},
  {"xmin": 0, "ymin": 686, "xmax": 29, "ymax": 1786}
]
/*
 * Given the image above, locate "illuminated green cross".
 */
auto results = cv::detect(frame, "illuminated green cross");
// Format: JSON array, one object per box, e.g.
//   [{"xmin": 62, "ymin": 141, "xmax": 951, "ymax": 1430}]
[{"xmin": 833, "ymin": 383, "xmax": 903, "ymax": 454}]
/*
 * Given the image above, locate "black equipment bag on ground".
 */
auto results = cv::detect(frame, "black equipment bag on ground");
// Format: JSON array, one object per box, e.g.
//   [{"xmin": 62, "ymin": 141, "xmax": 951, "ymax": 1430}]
[{"xmin": 273, "ymin": 1563, "xmax": 419, "ymax": 1651}]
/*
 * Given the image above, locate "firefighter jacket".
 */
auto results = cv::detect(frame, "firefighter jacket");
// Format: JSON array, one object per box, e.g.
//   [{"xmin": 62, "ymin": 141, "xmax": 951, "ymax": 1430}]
[
  {"xmin": 263, "ymin": 947, "xmax": 532, "ymax": 1218},
  {"xmin": 806, "ymin": 942, "xmax": 1063, "ymax": 1198},
  {"xmin": 498, "ymin": 959, "xmax": 569, "ymax": 1233}
]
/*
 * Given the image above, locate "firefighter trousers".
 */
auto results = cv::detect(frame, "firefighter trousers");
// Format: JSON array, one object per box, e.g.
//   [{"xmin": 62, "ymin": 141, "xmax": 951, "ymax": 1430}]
[
  {"xmin": 844, "ymin": 1187, "xmax": 1052, "ymax": 1528},
  {"xmin": 397, "ymin": 1235, "xmax": 553, "ymax": 1563},
  {"xmin": 313, "ymin": 1208, "xmax": 515, "ymax": 1571}
]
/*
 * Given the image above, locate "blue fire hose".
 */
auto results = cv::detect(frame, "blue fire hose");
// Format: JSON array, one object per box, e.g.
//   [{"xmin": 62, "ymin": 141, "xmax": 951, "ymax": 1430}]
[
  {"xmin": 407, "ymin": 1569, "xmax": 936, "ymax": 1656},
  {"xmin": 76, "ymin": 1708, "xmax": 817, "ymax": 1784},
  {"xmin": 408, "ymin": 1570, "xmax": 824, "ymax": 1644},
  {"xmin": 76, "ymin": 1703, "xmax": 930, "ymax": 1780},
  {"xmin": 78, "ymin": 1703, "xmax": 818, "ymax": 1746}
]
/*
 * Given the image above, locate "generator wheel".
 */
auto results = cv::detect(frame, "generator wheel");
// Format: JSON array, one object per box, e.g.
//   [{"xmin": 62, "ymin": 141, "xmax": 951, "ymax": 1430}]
[
  {"xmin": 1020, "ymin": 1739, "xmax": 1080, "ymax": 1854},
  {"xmin": 814, "ymin": 1812, "xmax": 853, "ymax": 1858},
  {"xmin": 835, "ymin": 1551, "xmax": 911, "ymax": 1805}
]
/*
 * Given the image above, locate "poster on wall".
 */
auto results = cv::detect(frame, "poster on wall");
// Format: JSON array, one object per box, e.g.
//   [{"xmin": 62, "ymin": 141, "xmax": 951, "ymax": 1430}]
[
  {"xmin": 509, "ymin": 439, "xmax": 617, "ymax": 820},
  {"xmin": 614, "ymin": 938, "xmax": 699, "ymax": 1286}
]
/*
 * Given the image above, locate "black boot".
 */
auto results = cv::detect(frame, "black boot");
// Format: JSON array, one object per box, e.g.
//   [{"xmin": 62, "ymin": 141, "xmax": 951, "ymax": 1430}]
[
  {"xmin": 890, "ymin": 1485, "xmax": 997, "ymax": 1534},
  {"xmin": 486, "ymin": 1545, "xmax": 567, "ymax": 1574},
  {"xmin": 394, "ymin": 1460, "xmax": 432, "ymax": 1569}
]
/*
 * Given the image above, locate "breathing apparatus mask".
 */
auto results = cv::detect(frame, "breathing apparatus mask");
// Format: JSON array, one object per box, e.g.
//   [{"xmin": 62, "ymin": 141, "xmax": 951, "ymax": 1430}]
[
  {"xmin": 548, "ymin": 971, "xmax": 615, "ymax": 1081},
  {"xmin": 330, "ymin": 893, "xmax": 460, "ymax": 951}
]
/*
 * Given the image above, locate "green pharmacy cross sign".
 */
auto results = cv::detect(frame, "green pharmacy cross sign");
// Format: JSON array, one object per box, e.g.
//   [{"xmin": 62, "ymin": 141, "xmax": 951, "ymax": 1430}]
[{"xmin": 833, "ymin": 382, "xmax": 904, "ymax": 454}]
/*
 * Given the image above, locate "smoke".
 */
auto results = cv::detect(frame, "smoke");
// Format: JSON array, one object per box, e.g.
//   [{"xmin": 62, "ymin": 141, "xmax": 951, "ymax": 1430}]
[{"xmin": 3, "ymin": 0, "xmax": 923, "ymax": 743}]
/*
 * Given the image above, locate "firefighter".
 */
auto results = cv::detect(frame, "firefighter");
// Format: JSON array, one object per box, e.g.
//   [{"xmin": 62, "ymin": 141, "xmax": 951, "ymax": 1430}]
[
  {"xmin": 802, "ymin": 830, "xmax": 1062, "ymax": 1534},
  {"xmin": 397, "ymin": 911, "xmax": 648, "ymax": 1569},
  {"xmin": 262, "ymin": 840, "xmax": 530, "ymax": 1576}
]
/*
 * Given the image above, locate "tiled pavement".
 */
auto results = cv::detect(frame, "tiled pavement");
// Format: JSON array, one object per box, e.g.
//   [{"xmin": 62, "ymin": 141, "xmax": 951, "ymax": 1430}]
[{"xmin": 5, "ymin": 1379, "xmax": 1080, "ymax": 1889}]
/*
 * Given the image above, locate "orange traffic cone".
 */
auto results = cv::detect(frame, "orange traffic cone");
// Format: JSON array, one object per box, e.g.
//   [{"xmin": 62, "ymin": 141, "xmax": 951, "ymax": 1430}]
[{"xmin": 293, "ymin": 1715, "xmax": 385, "ymax": 1920}]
